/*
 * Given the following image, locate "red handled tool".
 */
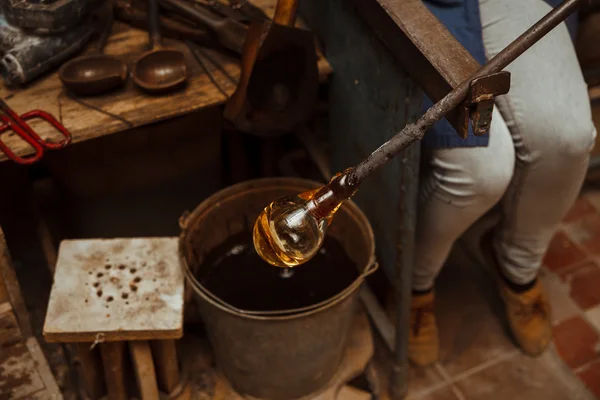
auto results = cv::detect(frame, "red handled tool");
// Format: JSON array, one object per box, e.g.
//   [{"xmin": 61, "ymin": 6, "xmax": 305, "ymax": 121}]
[{"xmin": 0, "ymin": 98, "xmax": 71, "ymax": 164}]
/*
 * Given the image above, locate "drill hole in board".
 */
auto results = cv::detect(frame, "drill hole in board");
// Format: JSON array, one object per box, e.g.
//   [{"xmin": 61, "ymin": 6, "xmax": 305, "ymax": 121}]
[
  {"xmin": 97, "ymin": 272, "xmax": 104, "ymax": 278},
  {"xmin": 118, "ymin": 265, "xmax": 126, "ymax": 270},
  {"xmin": 97, "ymin": 290, "xmax": 103, "ymax": 297},
  {"xmin": 105, "ymin": 264, "xmax": 112, "ymax": 270},
  {"xmin": 107, "ymin": 296, "xmax": 114, "ymax": 302},
  {"xmin": 134, "ymin": 277, "xmax": 141, "ymax": 283},
  {"xmin": 121, "ymin": 293, "xmax": 128, "ymax": 299},
  {"xmin": 130, "ymin": 284, "xmax": 138, "ymax": 292},
  {"xmin": 93, "ymin": 282, "xmax": 100, "ymax": 288},
  {"xmin": 130, "ymin": 268, "xmax": 137, "ymax": 274}
]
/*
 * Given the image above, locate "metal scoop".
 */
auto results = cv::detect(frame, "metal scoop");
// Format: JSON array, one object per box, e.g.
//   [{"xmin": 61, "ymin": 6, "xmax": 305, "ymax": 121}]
[
  {"xmin": 132, "ymin": 0, "xmax": 188, "ymax": 93},
  {"xmin": 58, "ymin": 7, "xmax": 128, "ymax": 96}
]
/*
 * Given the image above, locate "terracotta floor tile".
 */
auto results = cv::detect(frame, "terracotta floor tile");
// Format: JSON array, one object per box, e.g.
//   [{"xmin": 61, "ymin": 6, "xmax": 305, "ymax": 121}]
[
  {"xmin": 371, "ymin": 326, "xmax": 447, "ymax": 397},
  {"xmin": 577, "ymin": 359, "xmax": 600, "ymax": 398},
  {"xmin": 406, "ymin": 386, "xmax": 463, "ymax": 400},
  {"xmin": 538, "ymin": 269, "xmax": 580, "ymax": 325},
  {"xmin": 584, "ymin": 190, "xmax": 600, "ymax": 213},
  {"xmin": 553, "ymin": 316, "xmax": 600, "ymax": 369},
  {"xmin": 564, "ymin": 213, "xmax": 600, "ymax": 255},
  {"xmin": 455, "ymin": 352, "xmax": 581, "ymax": 400},
  {"xmin": 561, "ymin": 261, "xmax": 600, "ymax": 310},
  {"xmin": 563, "ymin": 196, "xmax": 597, "ymax": 223},
  {"xmin": 435, "ymin": 258, "xmax": 515, "ymax": 377},
  {"xmin": 585, "ymin": 305, "xmax": 600, "ymax": 333},
  {"xmin": 542, "ymin": 231, "xmax": 588, "ymax": 273},
  {"xmin": 407, "ymin": 366, "xmax": 447, "ymax": 395}
]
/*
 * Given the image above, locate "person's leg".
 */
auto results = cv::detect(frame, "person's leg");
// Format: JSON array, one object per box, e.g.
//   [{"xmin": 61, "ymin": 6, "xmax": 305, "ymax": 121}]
[
  {"xmin": 413, "ymin": 108, "xmax": 515, "ymax": 291},
  {"xmin": 479, "ymin": 0, "xmax": 596, "ymax": 354},
  {"xmin": 408, "ymin": 109, "xmax": 514, "ymax": 366}
]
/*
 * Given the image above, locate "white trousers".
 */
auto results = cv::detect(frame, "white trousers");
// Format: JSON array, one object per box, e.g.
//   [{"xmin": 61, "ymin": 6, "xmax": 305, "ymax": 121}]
[{"xmin": 413, "ymin": 0, "xmax": 597, "ymax": 290}]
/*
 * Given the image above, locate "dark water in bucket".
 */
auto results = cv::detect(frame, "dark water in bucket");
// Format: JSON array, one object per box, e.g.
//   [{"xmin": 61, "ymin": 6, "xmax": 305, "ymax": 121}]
[{"xmin": 200, "ymin": 231, "xmax": 358, "ymax": 311}]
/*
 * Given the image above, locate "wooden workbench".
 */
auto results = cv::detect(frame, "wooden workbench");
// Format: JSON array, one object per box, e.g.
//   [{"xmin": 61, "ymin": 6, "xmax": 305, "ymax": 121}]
[{"xmin": 0, "ymin": 3, "xmax": 332, "ymax": 163}]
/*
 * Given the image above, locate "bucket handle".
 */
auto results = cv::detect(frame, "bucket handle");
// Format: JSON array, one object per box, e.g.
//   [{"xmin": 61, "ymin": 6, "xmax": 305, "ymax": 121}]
[
  {"xmin": 361, "ymin": 260, "xmax": 379, "ymax": 278},
  {"xmin": 179, "ymin": 210, "xmax": 191, "ymax": 230}
]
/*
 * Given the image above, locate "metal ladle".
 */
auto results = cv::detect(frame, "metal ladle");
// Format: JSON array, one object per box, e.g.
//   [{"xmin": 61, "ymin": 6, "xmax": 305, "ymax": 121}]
[
  {"xmin": 58, "ymin": 6, "xmax": 128, "ymax": 96},
  {"xmin": 132, "ymin": 0, "xmax": 188, "ymax": 93}
]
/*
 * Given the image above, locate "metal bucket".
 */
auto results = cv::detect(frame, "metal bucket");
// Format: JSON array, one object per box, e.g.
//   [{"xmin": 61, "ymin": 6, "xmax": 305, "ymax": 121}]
[{"xmin": 179, "ymin": 178, "xmax": 376, "ymax": 400}]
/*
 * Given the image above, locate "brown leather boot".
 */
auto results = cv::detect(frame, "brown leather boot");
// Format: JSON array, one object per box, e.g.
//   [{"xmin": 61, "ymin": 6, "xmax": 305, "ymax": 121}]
[
  {"xmin": 386, "ymin": 290, "xmax": 439, "ymax": 366},
  {"xmin": 408, "ymin": 291, "xmax": 439, "ymax": 366},
  {"xmin": 482, "ymin": 230, "xmax": 552, "ymax": 356},
  {"xmin": 499, "ymin": 279, "xmax": 552, "ymax": 356}
]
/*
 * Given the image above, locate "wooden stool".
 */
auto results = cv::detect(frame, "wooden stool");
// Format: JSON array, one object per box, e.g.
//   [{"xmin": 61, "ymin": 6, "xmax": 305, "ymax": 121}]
[{"xmin": 43, "ymin": 238, "xmax": 190, "ymax": 400}]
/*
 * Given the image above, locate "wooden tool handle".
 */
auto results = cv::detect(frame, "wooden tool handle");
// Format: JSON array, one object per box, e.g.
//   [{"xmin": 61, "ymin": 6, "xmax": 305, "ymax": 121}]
[{"xmin": 273, "ymin": 0, "xmax": 299, "ymax": 26}]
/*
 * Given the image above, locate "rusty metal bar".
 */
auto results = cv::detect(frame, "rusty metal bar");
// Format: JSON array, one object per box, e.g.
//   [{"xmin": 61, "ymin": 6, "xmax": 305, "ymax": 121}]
[
  {"xmin": 350, "ymin": 0, "xmax": 481, "ymax": 134},
  {"xmin": 348, "ymin": 0, "xmax": 583, "ymax": 186},
  {"xmin": 392, "ymin": 141, "xmax": 420, "ymax": 399}
]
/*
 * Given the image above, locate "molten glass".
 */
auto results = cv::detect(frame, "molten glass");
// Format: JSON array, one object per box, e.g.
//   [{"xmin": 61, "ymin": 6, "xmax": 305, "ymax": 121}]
[{"xmin": 253, "ymin": 170, "xmax": 358, "ymax": 268}]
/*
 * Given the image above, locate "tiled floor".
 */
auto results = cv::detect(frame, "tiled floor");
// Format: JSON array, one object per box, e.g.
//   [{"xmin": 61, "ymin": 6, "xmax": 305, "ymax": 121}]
[{"xmin": 396, "ymin": 189, "xmax": 600, "ymax": 400}]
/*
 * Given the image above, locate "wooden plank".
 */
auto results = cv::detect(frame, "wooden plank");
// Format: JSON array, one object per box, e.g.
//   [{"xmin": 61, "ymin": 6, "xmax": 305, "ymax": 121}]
[
  {"xmin": 0, "ymin": 0, "xmax": 332, "ymax": 163},
  {"xmin": 129, "ymin": 341, "xmax": 160, "ymax": 400},
  {"xmin": 0, "ymin": 306, "xmax": 22, "ymax": 348},
  {"xmin": 0, "ymin": 227, "xmax": 32, "ymax": 338},
  {"xmin": 99, "ymin": 342, "xmax": 128, "ymax": 400},
  {"xmin": 0, "ymin": 274, "xmax": 8, "ymax": 303},
  {"xmin": 0, "ymin": 307, "xmax": 63, "ymax": 399},
  {"xmin": 0, "ymin": 342, "xmax": 47, "ymax": 399},
  {"xmin": 151, "ymin": 340, "xmax": 180, "ymax": 393},
  {"xmin": 25, "ymin": 337, "xmax": 63, "ymax": 399}
]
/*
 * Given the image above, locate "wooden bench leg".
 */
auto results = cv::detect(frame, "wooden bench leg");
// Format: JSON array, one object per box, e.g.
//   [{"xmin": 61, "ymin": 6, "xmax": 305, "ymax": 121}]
[
  {"xmin": 75, "ymin": 343, "xmax": 105, "ymax": 399},
  {"xmin": 152, "ymin": 340, "xmax": 179, "ymax": 392},
  {"xmin": 100, "ymin": 342, "xmax": 128, "ymax": 400},
  {"xmin": 152, "ymin": 339, "xmax": 190, "ymax": 400},
  {"xmin": 130, "ymin": 340, "xmax": 160, "ymax": 400}
]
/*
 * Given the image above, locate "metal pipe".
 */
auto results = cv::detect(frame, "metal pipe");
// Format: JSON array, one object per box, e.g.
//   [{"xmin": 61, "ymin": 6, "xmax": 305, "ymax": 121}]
[
  {"xmin": 347, "ymin": 0, "xmax": 583, "ymax": 186},
  {"xmin": 392, "ymin": 142, "xmax": 420, "ymax": 399}
]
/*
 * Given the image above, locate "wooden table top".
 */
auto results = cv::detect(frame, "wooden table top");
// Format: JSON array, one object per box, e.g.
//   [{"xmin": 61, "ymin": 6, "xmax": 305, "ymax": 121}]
[{"xmin": 0, "ymin": 1, "xmax": 332, "ymax": 163}]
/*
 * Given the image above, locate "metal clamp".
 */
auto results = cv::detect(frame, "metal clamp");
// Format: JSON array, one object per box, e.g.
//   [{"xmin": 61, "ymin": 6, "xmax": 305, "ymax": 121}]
[{"xmin": 457, "ymin": 71, "xmax": 511, "ymax": 138}]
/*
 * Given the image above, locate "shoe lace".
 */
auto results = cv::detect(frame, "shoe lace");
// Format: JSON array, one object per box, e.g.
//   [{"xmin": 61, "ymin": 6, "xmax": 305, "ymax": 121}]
[
  {"xmin": 515, "ymin": 295, "xmax": 548, "ymax": 320},
  {"xmin": 413, "ymin": 304, "xmax": 434, "ymax": 336}
]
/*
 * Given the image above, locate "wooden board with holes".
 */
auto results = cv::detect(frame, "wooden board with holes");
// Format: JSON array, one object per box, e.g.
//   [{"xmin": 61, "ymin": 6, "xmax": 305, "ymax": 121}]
[
  {"xmin": 0, "ymin": 305, "xmax": 62, "ymax": 399},
  {"xmin": 43, "ymin": 238, "xmax": 184, "ymax": 343},
  {"xmin": 0, "ymin": 0, "xmax": 332, "ymax": 163}
]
